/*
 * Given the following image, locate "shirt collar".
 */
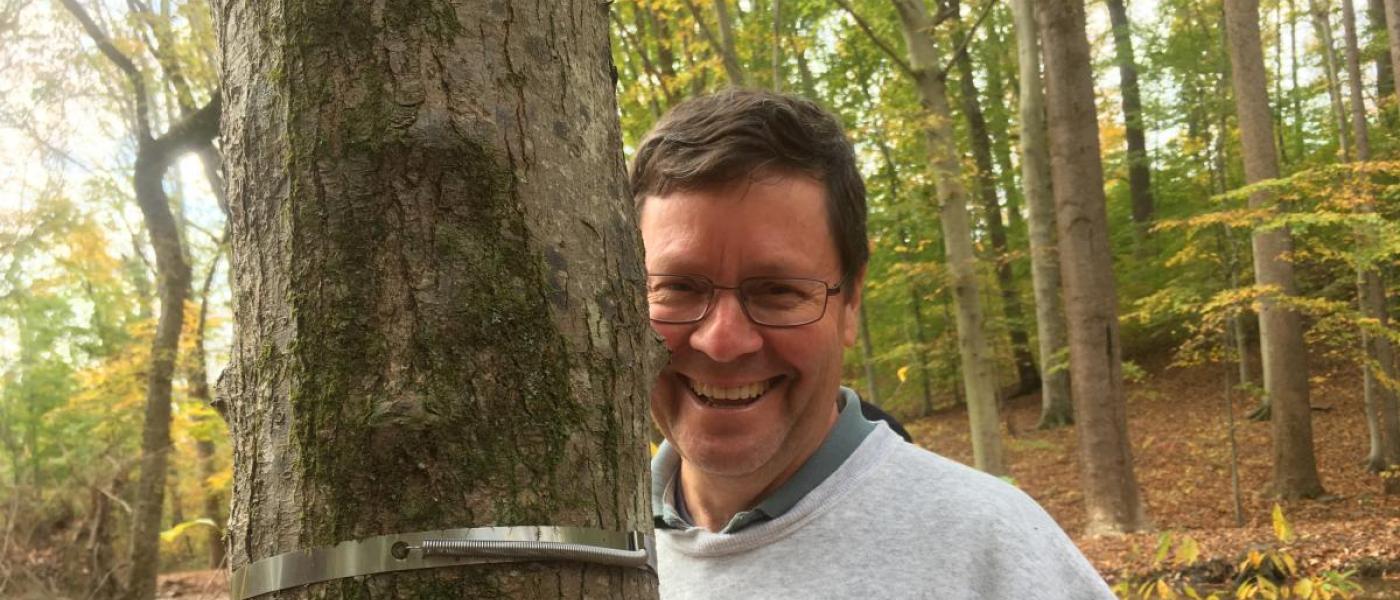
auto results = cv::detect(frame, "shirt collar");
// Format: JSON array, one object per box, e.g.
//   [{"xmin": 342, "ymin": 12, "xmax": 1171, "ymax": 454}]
[{"xmin": 651, "ymin": 387, "xmax": 877, "ymax": 533}]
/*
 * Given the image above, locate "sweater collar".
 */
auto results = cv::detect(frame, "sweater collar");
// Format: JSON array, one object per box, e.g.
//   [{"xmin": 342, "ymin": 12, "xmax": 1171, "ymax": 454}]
[{"xmin": 651, "ymin": 387, "xmax": 877, "ymax": 533}]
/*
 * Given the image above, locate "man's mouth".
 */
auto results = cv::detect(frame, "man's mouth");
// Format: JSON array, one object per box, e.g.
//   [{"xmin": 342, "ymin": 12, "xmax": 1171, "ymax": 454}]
[{"xmin": 684, "ymin": 375, "xmax": 786, "ymax": 408}]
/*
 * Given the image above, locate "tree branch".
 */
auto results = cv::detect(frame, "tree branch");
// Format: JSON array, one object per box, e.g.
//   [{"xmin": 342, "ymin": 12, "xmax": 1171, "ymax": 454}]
[
  {"xmin": 939, "ymin": 0, "xmax": 997, "ymax": 76},
  {"xmin": 833, "ymin": 0, "xmax": 915, "ymax": 78},
  {"xmin": 149, "ymin": 92, "xmax": 221, "ymax": 164},
  {"xmin": 58, "ymin": 0, "xmax": 152, "ymax": 143}
]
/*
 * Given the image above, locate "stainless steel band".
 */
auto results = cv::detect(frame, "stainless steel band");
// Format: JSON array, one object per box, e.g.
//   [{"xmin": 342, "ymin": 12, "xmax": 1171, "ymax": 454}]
[{"xmin": 228, "ymin": 526, "xmax": 656, "ymax": 600}]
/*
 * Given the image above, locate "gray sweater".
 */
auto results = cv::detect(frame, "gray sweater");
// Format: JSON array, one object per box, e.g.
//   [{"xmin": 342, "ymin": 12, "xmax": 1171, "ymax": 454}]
[{"xmin": 655, "ymin": 424, "xmax": 1115, "ymax": 599}]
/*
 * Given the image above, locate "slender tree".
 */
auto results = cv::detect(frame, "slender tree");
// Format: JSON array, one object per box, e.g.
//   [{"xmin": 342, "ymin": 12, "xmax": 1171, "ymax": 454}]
[
  {"xmin": 1105, "ymin": 0, "xmax": 1155, "ymax": 225},
  {"xmin": 950, "ymin": 0, "xmax": 1040, "ymax": 397},
  {"xmin": 1037, "ymin": 0, "xmax": 1149, "ymax": 535},
  {"xmin": 683, "ymin": 0, "xmax": 746, "ymax": 86},
  {"xmin": 1341, "ymin": 0, "xmax": 1400, "ymax": 487},
  {"xmin": 1384, "ymin": 0, "xmax": 1400, "ymax": 98},
  {"xmin": 1223, "ymin": 0, "xmax": 1326, "ymax": 499},
  {"xmin": 1010, "ymin": 0, "xmax": 1073, "ymax": 429},
  {"xmin": 836, "ymin": 0, "xmax": 1006, "ymax": 474},
  {"xmin": 1314, "ymin": 0, "xmax": 1354, "ymax": 159},
  {"xmin": 214, "ymin": 1, "xmax": 660, "ymax": 597},
  {"xmin": 57, "ymin": 2, "xmax": 219, "ymax": 597},
  {"xmin": 859, "ymin": 302, "xmax": 882, "ymax": 407}
]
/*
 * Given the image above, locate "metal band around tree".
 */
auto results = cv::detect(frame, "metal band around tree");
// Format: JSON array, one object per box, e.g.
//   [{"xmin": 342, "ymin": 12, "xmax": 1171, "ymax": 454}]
[{"xmin": 228, "ymin": 526, "xmax": 656, "ymax": 599}]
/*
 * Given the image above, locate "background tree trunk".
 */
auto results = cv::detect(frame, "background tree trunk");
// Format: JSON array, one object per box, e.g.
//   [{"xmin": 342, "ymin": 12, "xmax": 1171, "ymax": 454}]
[
  {"xmin": 1341, "ymin": 0, "xmax": 1400, "ymax": 486},
  {"xmin": 1383, "ymin": 0, "xmax": 1400, "ymax": 99},
  {"xmin": 890, "ymin": 0, "xmax": 1005, "ymax": 475},
  {"xmin": 1223, "ymin": 0, "xmax": 1326, "ymax": 500},
  {"xmin": 1036, "ymin": 0, "xmax": 1149, "ymax": 535},
  {"xmin": 951, "ymin": 0, "xmax": 1040, "ymax": 398},
  {"xmin": 1105, "ymin": 0, "xmax": 1155, "ymax": 225},
  {"xmin": 1313, "ymin": 0, "xmax": 1354, "ymax": 159},
  {"xmin": 1011, "ymin": 0, "xmax": 1073, "ymax": 429},
  {"xmin": 214, "ymin": 1, "xmax": 661, "ymax": 597},
  {"xmin": 859, "ymin": 302, "xmax": 881, "ymax": 407}
]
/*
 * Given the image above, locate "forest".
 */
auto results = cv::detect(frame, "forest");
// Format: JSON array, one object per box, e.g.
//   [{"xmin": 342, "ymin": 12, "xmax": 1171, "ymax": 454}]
[{"xmin": 2, "ymin": 0, "xmax": 1400, "ymax": 598}]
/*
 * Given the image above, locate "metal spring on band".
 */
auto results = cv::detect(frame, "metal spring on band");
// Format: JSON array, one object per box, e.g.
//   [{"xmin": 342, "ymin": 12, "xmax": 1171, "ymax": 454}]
[{"xmin": 401, "ymin": 539, "xmax": 650, "ymax": 569}]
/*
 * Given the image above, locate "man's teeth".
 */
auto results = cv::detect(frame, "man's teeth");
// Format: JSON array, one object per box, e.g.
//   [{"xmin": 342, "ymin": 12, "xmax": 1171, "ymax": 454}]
[{"xmin": 690, "ymin": 379, "xmax": 771, "ymax": 401}]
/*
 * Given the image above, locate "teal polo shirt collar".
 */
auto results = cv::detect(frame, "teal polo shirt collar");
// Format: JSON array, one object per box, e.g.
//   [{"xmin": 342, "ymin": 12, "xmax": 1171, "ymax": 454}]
[{"xmin": 651, "ymin": 387, "xmax": 877, "ymax": 533}]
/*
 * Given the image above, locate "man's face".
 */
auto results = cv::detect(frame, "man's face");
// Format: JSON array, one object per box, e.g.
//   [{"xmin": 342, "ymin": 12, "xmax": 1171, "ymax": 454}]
[{"xmin": 639, "ymin": 175, "xmax": 860, "ymax": 484}]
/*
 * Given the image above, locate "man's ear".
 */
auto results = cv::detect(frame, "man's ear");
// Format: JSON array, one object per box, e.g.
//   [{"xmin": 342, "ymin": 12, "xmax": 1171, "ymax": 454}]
[{"xmin": 840, "ymin": 266, "xmax": 866, "ymax": 348}]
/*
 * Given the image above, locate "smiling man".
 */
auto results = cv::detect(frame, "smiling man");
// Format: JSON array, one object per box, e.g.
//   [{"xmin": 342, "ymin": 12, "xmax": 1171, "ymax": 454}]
[{"xmin": 630, "ymin": 89, "xmax": 1113, "ymax": 599}]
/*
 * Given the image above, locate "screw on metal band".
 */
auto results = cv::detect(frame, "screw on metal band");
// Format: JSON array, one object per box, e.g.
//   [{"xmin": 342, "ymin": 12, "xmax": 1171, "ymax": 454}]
[{"xmin": 228, "ymin": 526, "xmax": 655, "ymax": 600}]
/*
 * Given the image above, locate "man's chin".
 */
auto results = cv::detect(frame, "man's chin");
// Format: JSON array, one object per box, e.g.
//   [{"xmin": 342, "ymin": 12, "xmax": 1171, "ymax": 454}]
[{"xmin": 672, "ymin": 432, "xmax": 784, "ymax": 479}]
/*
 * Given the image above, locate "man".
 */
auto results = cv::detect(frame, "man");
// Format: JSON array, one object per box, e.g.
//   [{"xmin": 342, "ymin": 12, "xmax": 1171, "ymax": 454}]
[{"xmin": 630, "ymin": 89, "xmax": 1113, "ymax": 599}]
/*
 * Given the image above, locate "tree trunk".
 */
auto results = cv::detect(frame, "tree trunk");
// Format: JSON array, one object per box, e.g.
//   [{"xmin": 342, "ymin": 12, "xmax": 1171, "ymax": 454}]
[
  {"xmin": 908, "ymin": 280, "xmax": 936, "ymax": 416},
  {"xmin": 951, "ymin": 2, "xmax": 1040, "ymax": 398},
  {"xmin": 859, "ymin": 301, "xmax": 881, "ymax": 407},
  {"xmin": 1010, "ymin": 0, "xmax": 1073, "ymax": 429},
  {"xmin": 683, "ymin": 0, "xmax": 745, "ymax": 86},
  {"xmin": 214, "ymin": 1, "xmax": 660, "ymax": 598},
  {"xmin": 187, "ymin": 252, "xmax": 227, "ymax": 569},
  {"xmin": 1036, "ymin": 0, "xmax": 1148, "ymax": 535},
  {"xmin": 1384, "ymin": 0, "xmax": 1400, "ymax": 100},
  {"xmin": 1317, "ymin": 0, "xmax": 1355, "ymax": 158},
  {"xmin": 56, "ymin": 3, "xmax": 218, "ymax": 598},
  {"xmin": 771, "ymin": 0, "xmax": 782, "ymax": 91},
  {"xmin": 1373, "ymin": 0, "xmax": 1396, "ymax": 100},
  {"xmin": 1104, "ymin": 0, "xmax": 1154, "ymax": 225},
  {"xmin": 1223, "ymin": 0, "xmax": 1326, "ymax": 499},
  {"xmin": 1342, "ymin": 0, "xmax": 1400, "ymax": 487},
  {"xmin": 892, "ymin": 0, "xmax": 1005, "ymax": 476}
]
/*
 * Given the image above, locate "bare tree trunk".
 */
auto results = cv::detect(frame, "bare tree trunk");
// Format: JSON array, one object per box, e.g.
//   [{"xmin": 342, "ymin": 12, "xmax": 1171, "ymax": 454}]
[
  {"xmin": 682, "ymin": 0, "xmax": 746, "ymax": 86},
  {"xmin": 1384, "ymin": 0, "xmax": 1400, "ymax": 99},
  {"xmin": 1342, "ymin": 0, "xmax": 1400, "ymax": 487},
  {"xmin": 771, "ymin": 0, "xmax": 782, "ymax": 91},
  {"xmin": 1037, "ymin": 0, "xmax": 1148, "ymax": 535},
  {"xmin": 1223, "ymin": 0, "xmax": 1326, "ymax": 500},
  {"xmin": 909, "ymin": 280, "xmax": 936, "ymax": 416},
  {"xmin": 859, "ymin": 301, "xmax": 881, "ymax": 407},
  {"xmin": 186, "ymin": 251, "xmax": 227, "ymax": 569},
  {"xmin": 1373, "ymin": 0, "xmax": 1396, "ymax": 101},
  {"xmin": 57, "ymin": 3, "xmax": 218, "ymax": 597},
  {"xmin": 891, "ymin": 0, "xmax": 1005, "ymax": 476},
  {"xmin": 951, "ymin": 1, "xmax": 1040, "ymax": 398},
  {"xmin": 1317, "ymin": 0, "xmax": 1355, "ymax": 158},
  {"xmin": 1104, "ymin": 0, "xmax": 1154, "ymax": 225},
  {"xmin": 214, "ymin": 1, "xmax": 660, "ymax": 597},
  {"xmin": 1011, "ymin": 0, "xmax": 1073, "ymax": 429}
]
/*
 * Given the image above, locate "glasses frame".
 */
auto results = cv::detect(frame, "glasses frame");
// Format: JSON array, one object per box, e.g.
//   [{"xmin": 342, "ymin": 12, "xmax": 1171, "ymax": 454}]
[{"xmin": 645, "ymin": 273, "xmax": 844, "ymax": 328}]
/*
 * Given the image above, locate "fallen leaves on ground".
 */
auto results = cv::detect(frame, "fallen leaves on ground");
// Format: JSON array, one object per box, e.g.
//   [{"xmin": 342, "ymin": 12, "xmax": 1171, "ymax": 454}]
[{"xmin": 904, "ymin": 353, "xmax": 1400, "ymax": 588}]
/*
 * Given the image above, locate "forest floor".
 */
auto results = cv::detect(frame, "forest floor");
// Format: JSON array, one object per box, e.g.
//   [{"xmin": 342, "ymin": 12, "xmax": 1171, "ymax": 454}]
[
  {"xmin": 905, "ymin": 351, "xmax": 1400, "ymax": 595},
  {"xmin": 150, "ymin": 353, "xmax": 1400, "ymax": 598}
]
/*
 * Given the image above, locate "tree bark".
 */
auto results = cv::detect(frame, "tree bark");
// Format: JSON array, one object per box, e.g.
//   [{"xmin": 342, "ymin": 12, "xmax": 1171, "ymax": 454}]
[
  {"xmin": 951, "ymin": 0, "xmax": 1040, "ymax": 397},
  {"xmin": 1341, "ymin": 0, "xmax": 1400, "ymax": 486},
  {"xmin": 682, "ymin": 0, "xmax": 745, "ymax": 86},
  {"xmin": 1316, "ymin": 0, "xmax": 1352, "ymax": 159},
  {"xmin": 1383, "ymin": 0, "xmax": 1400, "ymax": 99},
  {"xmin": 858, "ymin": 301, "xmax": 881, "ymax": 407},
  {"xmin": 1010, "ymin": 0, "xmax": 1073, "ymax": 429},
  {"xmin": 1368, "ymin": 0, "xmax": 1395, "ymax": 98},
  {"xmin": 891, "ymin": 0, "xmax": 1005, "ymax": 476},
  {"xmin": 1223, "ymin": 0, "xmax": 1326, "ymax": 499},
  {"xmin": 1037, "ymin": 0, "xmax": 1149, "ymax": 535},
  {"xmin": 1104, "ymin": 0, "xmax": 1154, "ymax": 225},
  {"xmin": 187, "ymin": 249, "xmax": 227, "ymax": 568},
  {"xmin": 57, "ymin": 2, "xmax": 219, "ymax": 597},
  {"xmin": 214, "ymin": 1, "xmax": 660, "ymax": 597}
]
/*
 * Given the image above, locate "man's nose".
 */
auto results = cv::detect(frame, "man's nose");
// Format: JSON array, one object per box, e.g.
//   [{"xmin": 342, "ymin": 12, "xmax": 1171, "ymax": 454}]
[{"xmin": 688, "ymin": 291, "xmax": 763, "ymax": 362}]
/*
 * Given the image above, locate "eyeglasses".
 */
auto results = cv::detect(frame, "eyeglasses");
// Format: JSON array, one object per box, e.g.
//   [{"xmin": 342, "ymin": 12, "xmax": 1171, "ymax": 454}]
[{"xmin": 645, "ymin": 274, "xmax": 843, "ymax": 327}]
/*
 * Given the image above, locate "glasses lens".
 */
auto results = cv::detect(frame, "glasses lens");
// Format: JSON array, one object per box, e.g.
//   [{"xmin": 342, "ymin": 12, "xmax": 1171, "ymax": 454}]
[
  {"xmin": 646, "ymin": 275, "xmax": 711, "ymax": 323},
  {"xmin": 741, "ymin": 278, "xmax": 828, "ymax": 326}
]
